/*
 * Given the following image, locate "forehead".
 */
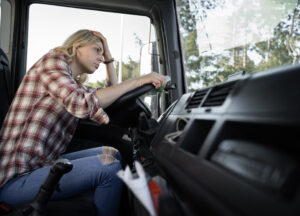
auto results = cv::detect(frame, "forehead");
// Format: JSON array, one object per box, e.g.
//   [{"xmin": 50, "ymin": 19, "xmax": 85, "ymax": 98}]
[{"xmin": 92, "ymin": 41, "xmax": 103, "ymax": 49}]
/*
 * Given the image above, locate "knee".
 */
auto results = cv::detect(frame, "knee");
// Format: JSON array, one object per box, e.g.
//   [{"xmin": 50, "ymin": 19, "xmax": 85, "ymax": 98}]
[
  {"xmin": 97, "ymin": 155, "xmax": 122, "ymax": 175},
  {"xmin": 101, "ymin": 146, "xmax": 118, "ymax": 156},
  {"xmin": 101, "ymin": 146, "xmax": 121, "ymax": 160},
  {"xmin": 97, "ymin": 162, "xmax": 122, "ymax": 187},
  {"xmin": 98, "ymin": 154, "xmax": 116, "ymax": 165}
]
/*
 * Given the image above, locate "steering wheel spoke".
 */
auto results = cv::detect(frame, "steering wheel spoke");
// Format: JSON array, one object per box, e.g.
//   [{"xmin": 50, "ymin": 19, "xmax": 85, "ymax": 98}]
[{"xmin": 104, "ymin": 84, "xmax": 155, "ymax": 128}]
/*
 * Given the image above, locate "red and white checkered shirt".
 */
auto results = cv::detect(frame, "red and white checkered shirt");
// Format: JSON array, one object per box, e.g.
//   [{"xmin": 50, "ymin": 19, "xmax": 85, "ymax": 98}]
[{"xmin": 0, "ymin": 51, "xmax": 109, "ymax": 188}]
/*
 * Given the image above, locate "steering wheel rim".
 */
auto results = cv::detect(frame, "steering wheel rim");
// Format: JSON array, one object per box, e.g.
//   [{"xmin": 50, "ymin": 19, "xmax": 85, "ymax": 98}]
[
  {"xmin": 104, "ymin": 83, "xmax": 154, "ymax": 127},
  {"xmin": 108, "ymin": 83, "xmax": 155, "ymax": 108}
]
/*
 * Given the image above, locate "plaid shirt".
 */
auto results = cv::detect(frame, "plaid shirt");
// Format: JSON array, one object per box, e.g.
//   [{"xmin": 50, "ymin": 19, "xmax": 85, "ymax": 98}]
[{"xmin": 0, "ymin": 51, "xmax": 109, "ymax": 188}]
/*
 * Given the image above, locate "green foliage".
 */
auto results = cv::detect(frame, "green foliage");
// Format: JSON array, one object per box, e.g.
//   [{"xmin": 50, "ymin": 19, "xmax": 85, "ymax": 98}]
[
  {"xmin": 176, "ymin": 0, "xmax": 300, "ymax": 92},
  {"xmin": 85, "ymin": 80, "xmax": 106, "ymax": 88},
  {"xmin": 86, "ymin": 56, "xmax": 140, "ymax": 88},
  {"xmin": 115, "ymin": 57, "xmax": 140, "ymax": 81}
]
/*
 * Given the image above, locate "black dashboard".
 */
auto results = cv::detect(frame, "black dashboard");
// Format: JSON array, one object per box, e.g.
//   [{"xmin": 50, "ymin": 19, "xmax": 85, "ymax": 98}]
[{"xmin": 151, "ymin": 65, "xmax": 300, "ymax": 216}]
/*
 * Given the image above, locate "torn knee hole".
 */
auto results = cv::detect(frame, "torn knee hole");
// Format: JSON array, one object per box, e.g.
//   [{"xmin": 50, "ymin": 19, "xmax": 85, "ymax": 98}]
[
  {"xmin": 102, "ymin": 146, "xmax": 118, "ymax": 156},
  {"xmin": 99, "ymin": 154, "xmax": 117, "ymax": 165}
]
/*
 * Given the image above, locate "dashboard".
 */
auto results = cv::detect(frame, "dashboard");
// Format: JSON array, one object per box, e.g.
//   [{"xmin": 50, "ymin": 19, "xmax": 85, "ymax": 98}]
[{"xmin": 151, "ymin": 64, "xmax": 300, "ymax": 216}]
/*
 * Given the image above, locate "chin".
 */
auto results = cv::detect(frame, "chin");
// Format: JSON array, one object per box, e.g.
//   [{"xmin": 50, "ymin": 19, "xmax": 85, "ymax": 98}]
[{"xmin": 87, "ymin": 69, "xmax": 96, "ymax": 74}]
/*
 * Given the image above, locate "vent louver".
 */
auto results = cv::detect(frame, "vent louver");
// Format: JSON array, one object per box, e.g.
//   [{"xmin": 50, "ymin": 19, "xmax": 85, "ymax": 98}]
[
  {"xmin": 186, "ymin": 89, "xmax": 208, "ymax": 109},
  {"xmin": 202, "ymin": 81, "xmax": 237, "ymax": 107}
]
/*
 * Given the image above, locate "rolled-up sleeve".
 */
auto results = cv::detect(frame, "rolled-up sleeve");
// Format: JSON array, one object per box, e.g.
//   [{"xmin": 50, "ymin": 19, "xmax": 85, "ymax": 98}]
[{"xmin": 38, "ymin": 53, "xmax": 109, "ymax": 124}]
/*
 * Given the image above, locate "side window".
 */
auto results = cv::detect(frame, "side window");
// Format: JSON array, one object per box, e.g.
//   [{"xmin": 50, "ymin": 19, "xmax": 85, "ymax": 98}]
[
  {"xmin": 27, "ymin": 4, "xmax": 160, "ymax": 117},
  {"xmin": 139, "ymin": 25, "xmax": 161, "ymax": 118},
  {"xmin": 0, "ymin": 0, "xmax": 12, "ymax": 54}
]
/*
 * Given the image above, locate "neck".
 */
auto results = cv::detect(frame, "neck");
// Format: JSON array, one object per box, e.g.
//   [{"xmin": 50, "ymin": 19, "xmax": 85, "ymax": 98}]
[{"xmin": 70, "ymin": 60, "xmax": 80, "ymax": 78}]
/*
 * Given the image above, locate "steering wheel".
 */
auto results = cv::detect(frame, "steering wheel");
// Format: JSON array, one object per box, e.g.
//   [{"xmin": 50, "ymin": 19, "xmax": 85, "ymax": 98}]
[
  {"xmin": 108, "ymin": 83, "xmax": 154, "ymax": 108},
  {"xmin": 104, "ymin": 84, "xmax": 155, "ymax": 127}
]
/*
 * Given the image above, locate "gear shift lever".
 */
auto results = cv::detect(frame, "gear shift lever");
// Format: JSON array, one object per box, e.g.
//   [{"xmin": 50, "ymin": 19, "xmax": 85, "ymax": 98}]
[{"xmin": 23, "ymin": 159, "xmax": 73, "ymax": 216}]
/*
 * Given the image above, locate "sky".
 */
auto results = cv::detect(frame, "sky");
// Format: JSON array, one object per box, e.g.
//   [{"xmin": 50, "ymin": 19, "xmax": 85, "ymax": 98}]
[
  {"xmin": 193, "ymin": 0, "xmax": 297, "ymax": 55},
  {"xmin": 27, "ymin": 4, "xmax": 152, "ymax": 82}
]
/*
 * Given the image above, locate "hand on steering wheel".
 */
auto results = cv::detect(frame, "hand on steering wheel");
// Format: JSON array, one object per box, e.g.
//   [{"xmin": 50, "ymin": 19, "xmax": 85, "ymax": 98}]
[
  {"xmin": 104, "ymin": 73, "xmax": 169, "ymax": 127},
  {"xmin": 138, "ymin": 72, "xmax": 167, "ymax": 90},
  {"xmin": 107, "ymin": 72, "xmax": 167, "ymax": 109}
]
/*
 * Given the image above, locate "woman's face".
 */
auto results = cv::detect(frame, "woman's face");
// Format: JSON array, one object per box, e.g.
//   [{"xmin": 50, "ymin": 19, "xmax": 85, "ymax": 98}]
[{"xmin": 75, "ymin": 41, "xmax": 104, "ymax": 74}]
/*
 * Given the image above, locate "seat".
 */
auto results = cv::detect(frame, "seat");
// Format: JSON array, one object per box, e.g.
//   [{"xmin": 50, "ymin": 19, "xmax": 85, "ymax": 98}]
[{"xmin": 0, "ymin": 48, "xmax": 11, "ymax": 130}]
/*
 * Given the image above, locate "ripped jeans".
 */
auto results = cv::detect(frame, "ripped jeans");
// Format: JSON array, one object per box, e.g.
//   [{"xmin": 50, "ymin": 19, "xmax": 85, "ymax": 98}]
[{"xmin": 0, "ymin": 147, "xmax": 123, "ymax": 216}]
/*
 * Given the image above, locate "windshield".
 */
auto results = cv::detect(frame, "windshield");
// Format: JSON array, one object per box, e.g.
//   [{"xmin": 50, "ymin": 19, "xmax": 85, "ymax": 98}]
[{"xmin": 176, "ymin": 0, "xmax": 300, "ymax": 91}]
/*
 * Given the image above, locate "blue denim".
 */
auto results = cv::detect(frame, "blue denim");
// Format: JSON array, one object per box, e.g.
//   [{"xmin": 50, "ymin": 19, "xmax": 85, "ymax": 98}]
[{"xmin": 0, "ymin": 147, "xmax": 123, "ymax": 216}]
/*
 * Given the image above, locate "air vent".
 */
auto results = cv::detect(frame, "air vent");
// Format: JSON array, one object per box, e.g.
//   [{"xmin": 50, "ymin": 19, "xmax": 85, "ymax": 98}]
[
  {"xmin": 202, "ymin": 81, "xmax": 237, "ymax": 107},
  {"xmin": 186, "ymin": 89, "xmax": 208, "ymax": 109}
]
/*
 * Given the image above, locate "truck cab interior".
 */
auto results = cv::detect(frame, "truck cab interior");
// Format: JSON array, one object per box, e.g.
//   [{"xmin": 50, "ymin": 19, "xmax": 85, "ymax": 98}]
[{"xmin": 0, "ymin": 0, "xmax": 300, "ymax": 215}]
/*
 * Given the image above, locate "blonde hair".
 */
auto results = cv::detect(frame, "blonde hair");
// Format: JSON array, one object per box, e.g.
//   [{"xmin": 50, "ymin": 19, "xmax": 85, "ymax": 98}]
[{"xmin": 53, "ymin": 29, "xmax": 102, "ymax": 85}]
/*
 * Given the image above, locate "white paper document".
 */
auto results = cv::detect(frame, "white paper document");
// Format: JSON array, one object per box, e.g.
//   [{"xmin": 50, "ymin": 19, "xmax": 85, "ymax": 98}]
[{"xmin": 117, "ymin": 161, "xmax": 156, "ymax": 216}]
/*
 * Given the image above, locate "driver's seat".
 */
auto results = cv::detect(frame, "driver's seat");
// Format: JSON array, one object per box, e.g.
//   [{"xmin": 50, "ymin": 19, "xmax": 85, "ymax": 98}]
[
  {"xmin": 0, "ymin": 48, "xmax": 11, "ymax": 130},
  {"xmin": 46, "ymin": 191, "xmax": 97, "ymax": 216}
]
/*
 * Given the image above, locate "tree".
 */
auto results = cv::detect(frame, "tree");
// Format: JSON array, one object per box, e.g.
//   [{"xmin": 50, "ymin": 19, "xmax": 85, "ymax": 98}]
[
  {"xmin": 176, "ymin": 0, "xmax": 225, "ymax": 90},
  {"xmin": 115, "ymin": 57, "xmax": 140, "ymax": 81},
  {"xmin": 86, "ymin": 80, "xmax": 106, "ymax": 88},
  {"xmin": 176, "ymin": 0, "xmax": 300, "ymax": 91}
]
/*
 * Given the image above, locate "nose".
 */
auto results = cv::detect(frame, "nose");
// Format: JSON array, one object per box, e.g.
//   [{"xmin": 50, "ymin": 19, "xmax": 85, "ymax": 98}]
[{"xmin": 97, "ymin": 55, "xmax": 105, "ymax": 63}]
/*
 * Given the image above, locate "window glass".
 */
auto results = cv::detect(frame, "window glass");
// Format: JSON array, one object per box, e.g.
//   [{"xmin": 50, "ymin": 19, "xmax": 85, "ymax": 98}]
[
  {"xmin": 176, "ymin": 0, "xmax": 300, "ymax": 91},
  {"xmin": 0, "ymin": 0, "xmax": 12, "ymax": 53},
  {"xmin": 0, "ymin": 0, "xmax": 2, "ymax": 25},
  {"xmin": 27, "ymin": 4, "xmax": 155, "ymax": 87}
]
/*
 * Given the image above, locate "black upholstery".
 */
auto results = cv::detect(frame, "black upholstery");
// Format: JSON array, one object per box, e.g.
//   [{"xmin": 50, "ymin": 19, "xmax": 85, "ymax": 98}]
[
  {"xmin": 0, "ymin": 48, "xmax": 11, "ymax": 130},
  {"xmin": 47, "ymin": 191, "xmax": 97, "ymax": 216}
]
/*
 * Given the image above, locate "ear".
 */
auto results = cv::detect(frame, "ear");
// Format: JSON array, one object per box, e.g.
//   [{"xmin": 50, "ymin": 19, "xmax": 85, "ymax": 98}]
[
  {"xmin": 73, "ymin": 42, "xmax": 81, "ymax": 55},
  {"xmin": 74, "ymin": 47, "xmax": 82, "ymax": 59}
]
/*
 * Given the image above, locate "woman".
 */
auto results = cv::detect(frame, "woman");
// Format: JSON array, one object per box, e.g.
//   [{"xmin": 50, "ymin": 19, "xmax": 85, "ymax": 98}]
[{"xmin": 0, "ymin": 29, "xmax": 166, "ymax": 215}]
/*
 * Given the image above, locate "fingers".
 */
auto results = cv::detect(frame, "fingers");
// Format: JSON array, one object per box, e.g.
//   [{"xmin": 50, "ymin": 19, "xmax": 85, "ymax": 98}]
[
  {"xmin": 89, "ymin": 30, "xmax": 108, "ymax": 47},
  {"xmin": 89, "ymin": 30, "xmax": 105, "ymax": 40},
  {"xmin": 89, "ymin": 30, "xmax": 112, "ymax": 59},
  {"xmin": 149, "ymin": 72, "xmax": 167, "ymax": 89},
  {"xmin": 138, "ymin": 72, "xmax": 167, "ymax": 89}
]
